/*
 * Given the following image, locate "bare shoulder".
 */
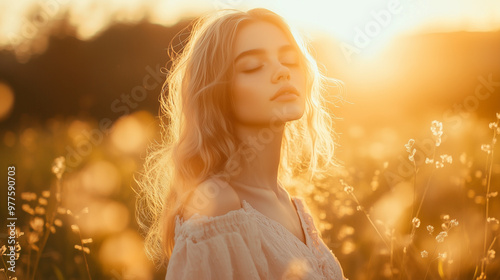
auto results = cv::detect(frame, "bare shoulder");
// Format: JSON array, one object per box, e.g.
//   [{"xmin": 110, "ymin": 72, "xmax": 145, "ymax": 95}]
[{"xmin": 182, "ymin": 178, "xmax": 242, "ymax": 220}]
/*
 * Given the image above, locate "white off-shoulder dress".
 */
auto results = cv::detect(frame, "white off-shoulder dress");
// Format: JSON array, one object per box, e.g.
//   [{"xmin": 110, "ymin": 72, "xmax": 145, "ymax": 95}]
[{"xmin": 165, "ymin": 195, "xmax": 345, "ymax": 280}]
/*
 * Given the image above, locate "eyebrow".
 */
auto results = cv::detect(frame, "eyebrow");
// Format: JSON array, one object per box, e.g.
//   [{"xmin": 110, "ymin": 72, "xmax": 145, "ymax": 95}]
[{"xmin": 233, "ymin": 44, "xmax": 296, "ymax": 63}]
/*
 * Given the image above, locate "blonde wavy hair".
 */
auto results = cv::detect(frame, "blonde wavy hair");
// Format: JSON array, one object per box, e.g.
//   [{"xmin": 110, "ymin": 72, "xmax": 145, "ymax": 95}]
[{"xmin": 135, "ymin": 7, "xmax": 343, "ymax": 268}]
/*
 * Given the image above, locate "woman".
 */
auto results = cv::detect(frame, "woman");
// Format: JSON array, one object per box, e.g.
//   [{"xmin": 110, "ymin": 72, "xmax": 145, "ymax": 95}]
[{"xmin": 136, "ymin": 7, "xmax": 345, "ymax": 280}]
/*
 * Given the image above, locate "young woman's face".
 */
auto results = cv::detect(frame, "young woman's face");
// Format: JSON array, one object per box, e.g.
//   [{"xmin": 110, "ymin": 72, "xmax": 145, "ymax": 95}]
[{"xmin": 230, "ymin": 21, "xmax": 307, "ymax": 127}]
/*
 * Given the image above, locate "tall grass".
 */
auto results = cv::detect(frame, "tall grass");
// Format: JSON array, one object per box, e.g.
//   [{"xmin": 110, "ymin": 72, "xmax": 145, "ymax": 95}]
[{"xmin": 329, "ymin": 113, "xmax": 500, "ymax": 279}]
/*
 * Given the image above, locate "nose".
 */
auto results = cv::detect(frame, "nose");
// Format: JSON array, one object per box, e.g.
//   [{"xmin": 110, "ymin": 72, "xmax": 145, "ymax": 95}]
[{"xmin": 271, "ymin": 63, "xmax": 291, "ymax": 83}]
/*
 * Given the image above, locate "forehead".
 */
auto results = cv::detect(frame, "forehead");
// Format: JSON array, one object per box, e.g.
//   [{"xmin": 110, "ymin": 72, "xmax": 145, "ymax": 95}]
[{"xmin": 232, "ymin": 21, "xmax": 293, "ymax": 56}]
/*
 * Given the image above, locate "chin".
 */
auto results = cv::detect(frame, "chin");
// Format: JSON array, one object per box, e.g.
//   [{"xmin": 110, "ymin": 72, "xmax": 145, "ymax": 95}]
[{"xmin": 273, "ymin": 104, "xmax": 305, "ymax": 122}]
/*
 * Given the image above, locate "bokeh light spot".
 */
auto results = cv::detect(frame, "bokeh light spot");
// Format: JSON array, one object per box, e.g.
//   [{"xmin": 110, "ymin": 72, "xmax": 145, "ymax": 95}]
[
  {"xmin": 0, "ymin": 82, "xmax": 15, "ymax": 121},
  {"xmin": 81, "ymin": 160, "xmax": 121, "ymax": 197},
  {"xmin": 99, "ymin": 230, "xmax": 154, "ymax": 280},
  {"xmin": 81, "ymin": 199, "xmax": 129, "ymax": 236},
  {"xmin": 110, "ymin": 111, "xmax": 154, "ymax": 154}
]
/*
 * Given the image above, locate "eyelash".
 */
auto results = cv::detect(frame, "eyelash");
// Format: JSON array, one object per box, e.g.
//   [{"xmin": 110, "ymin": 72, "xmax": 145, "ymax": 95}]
[
  {"xmin": 242, "ymin": 61, "xmax": 298, "ymax": 73},
  {"xmin": 242, "ymin": 65, "xmax": 263, "ymax": 73}
]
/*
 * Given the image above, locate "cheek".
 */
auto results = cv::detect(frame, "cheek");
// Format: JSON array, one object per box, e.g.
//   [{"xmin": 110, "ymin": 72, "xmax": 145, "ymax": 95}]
[
  {"xmin": 232, "ymin": 75, "xmax": 252, "ymax": 101},
  {"xmin": 230, "ymin": 75, "xmax": 269, "ymax": 121}
]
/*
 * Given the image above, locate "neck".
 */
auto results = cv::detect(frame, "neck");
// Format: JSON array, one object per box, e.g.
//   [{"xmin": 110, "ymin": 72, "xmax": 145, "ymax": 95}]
[{"xmin": 230, "ymin": 123, "xmax": 284, "ymax": 196}]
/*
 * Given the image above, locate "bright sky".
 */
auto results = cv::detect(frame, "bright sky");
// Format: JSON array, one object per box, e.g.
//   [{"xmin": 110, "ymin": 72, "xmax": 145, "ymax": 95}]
[{"xmin": 0, "ymin": 0, "xmax": 499, "ymax": 54}]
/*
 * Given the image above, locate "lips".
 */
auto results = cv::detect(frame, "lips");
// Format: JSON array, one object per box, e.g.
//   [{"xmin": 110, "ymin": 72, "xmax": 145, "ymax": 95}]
[{"xmin": 270, "ymin": 85, "xmax": 299, "ymax": 101}]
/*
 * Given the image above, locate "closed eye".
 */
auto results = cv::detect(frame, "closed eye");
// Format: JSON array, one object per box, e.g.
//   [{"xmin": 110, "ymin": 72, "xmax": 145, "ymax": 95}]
[{"xmin": 242, "ymin": 65, "xmax": 263, "ymax": 73}]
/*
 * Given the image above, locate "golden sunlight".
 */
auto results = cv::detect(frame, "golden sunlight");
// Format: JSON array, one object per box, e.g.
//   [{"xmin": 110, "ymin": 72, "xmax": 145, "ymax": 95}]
[
  {"xmin": 1, "ymin": 0, "xmax": 499, "ymax": 58},
  {"xmin": 2, "ymin": 1, "xmax": 500, "ymax": 279}
]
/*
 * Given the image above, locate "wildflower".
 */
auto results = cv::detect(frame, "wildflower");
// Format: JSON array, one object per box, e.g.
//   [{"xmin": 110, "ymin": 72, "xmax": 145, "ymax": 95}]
[
  {"xmin": 42, "ymin": 190, "xmax": 50, "ymax": 197},
  {"xmin": 487, "ymin": 217, "xmax": 500, "ymax": 224},
  {"xmin": 449, "ymin": 219, "xmax": 459, "ymax": 227},
  {"xmin": 82, "ymin": 238, "xmax": 93, "ymax": 244},
  {"xmin": 436, "ymin": 231, "xmax": 448, "ymax": 243},
  {"xmin": 441, "ymin": 214, "xmax": 450, "ymax": 220},
  {"xmin": 74, "ymin": 245, "xmax": 91, "ymax": 254},
  {"xmin": 487, "ymin": 249, "xmax": 496, "ymax": 261},
  {"xmin": 405, "ymin": 139, "xmax": 417, "ymax": 162},
  {"xmin": 51, "ymin": 156, "xmax": 66, "ymax": 179},
  {"xmin": 421, "ymin": 250, "xmax": 428, "ymax": 258},
  {"xmin": 405, "ymin": 139, "xmax": 415, "ymax": 153},
  {"xmin": 425, "ymin": 158, "xmax": 434, "ymax": 164},
  {"xmin": 22, "ymin": 204, "xmax": 35, "ymax": 215},
  {"xmin": 497, "ymin": 112, "xmax": 500, "ymax": 120},
  {"xmin": 438, "ymin": 252, "xmax": 448, "ymax": 260},
  {"xmin": 435, "ymin": 161, "xmax": 444, "ymax": 169},
  {"xmin": 481, "ymin": 144, "xmax": 492, "ymax": 154},
  {"xmin": 54, "ymin": 219, "xmax": 63, "ymax": 227},
  {"xmin": 71, "ymin": 224, "xmax": 80, "ymax": 233},
  {"xmin": 440, "ymin": 154, "xmax": 452, "ymax": 164},
  {"xmin": 488, "ymin": 192, "xmax": 498, "ymax": 198},
  {"xmin": 34, "ymin": 206, "xmax": 45, "ymax": 215},
  {"xmin": 412, "ymin": 217, "xmax": 421, "ymax": 228},
  {"xmin": 30, "ymin": 217, "xmax": 44, "ymax": 232},
  {"xmin": 427, "ymin": 225, "xmax": 434, "ymax": 234},
  {"xmin": 408, "ymin": 149, "xmax": 416, "ymax": 162},
  {"xmin": 344, "ymin": 185, "xmax": 354, "ymax": 195},
  {"xmin": 431, "ymin": 121, "xmax": 443, "ymax": 146},
  {"xmin": 489, "ymin": 122, "xmax": 498, "ymax": 129},
  {"xmin": 21, "ymin": 192, "xmax": 37, "ymax": 201},
  {"xmin": 38, "ymin": 197, "xmax": 48, "ymax": 206}
]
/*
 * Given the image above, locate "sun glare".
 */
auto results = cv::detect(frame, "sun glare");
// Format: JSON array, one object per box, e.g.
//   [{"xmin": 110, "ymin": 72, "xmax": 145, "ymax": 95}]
[{"xmin": 1, "ymin": 0, "xmax": 499, "ymax": 57}]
